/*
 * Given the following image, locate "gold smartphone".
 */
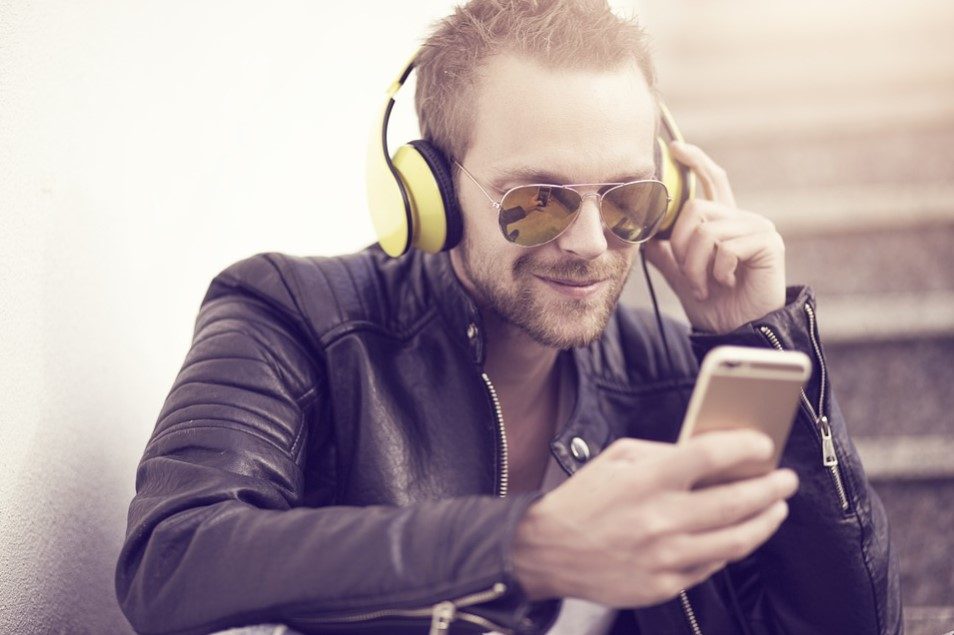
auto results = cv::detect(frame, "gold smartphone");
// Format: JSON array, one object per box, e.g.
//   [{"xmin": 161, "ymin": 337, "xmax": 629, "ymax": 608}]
[{"xmin": 677, "ymin": 345, "xmax": 812, "ymax": 486}]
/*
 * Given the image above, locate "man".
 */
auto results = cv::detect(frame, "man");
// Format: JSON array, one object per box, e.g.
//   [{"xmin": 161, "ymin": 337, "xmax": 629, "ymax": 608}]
[{"xmin": 116, "ymin": 0, "xmax": 900, "ymax": 633}]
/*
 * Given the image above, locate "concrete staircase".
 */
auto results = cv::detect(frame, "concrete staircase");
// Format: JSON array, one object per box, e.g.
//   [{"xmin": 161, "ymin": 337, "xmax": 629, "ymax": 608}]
[{"xmin": 624, "ymin": 1, "xmax": 954, "ymax": 632}]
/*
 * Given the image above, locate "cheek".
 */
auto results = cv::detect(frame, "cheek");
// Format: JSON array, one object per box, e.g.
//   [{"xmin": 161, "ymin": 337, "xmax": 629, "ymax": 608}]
[{"xmin": 456, "ymin": 190, "xmax": 496, "ymax": 241}]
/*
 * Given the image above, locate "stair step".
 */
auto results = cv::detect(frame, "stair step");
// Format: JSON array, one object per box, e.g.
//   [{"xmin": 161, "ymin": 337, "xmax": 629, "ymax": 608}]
[
  {"xmin": 854, "ymin": 435, "xmax": 954, "ymax": 482},
  {"xmin": 673, "ymin": 92, "xmax": 954, "ymax": 143},
  {"xmin": 824, "ymin": 336, "xmax": 954, "ymax": 438},
  {"xmin": 812, "ymin": 292, "xmax": 954, "ymax": 344},
  {"xmin": 751, "ymin": 184, "xmax": 954, "ymax": 238},
  {"xmin": 904, "ymin": 606, "xmax": 954, "ymax": 635},
  {"xmin": 785, "ymin": 222, "xmax": 954, "ymax": 297}
]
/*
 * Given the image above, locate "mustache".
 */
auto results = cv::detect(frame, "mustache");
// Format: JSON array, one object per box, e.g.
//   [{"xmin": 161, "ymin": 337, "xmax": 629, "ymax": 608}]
[{"xmin": 513, "ymin": 253, "xmax": 630, "ymax": 281}]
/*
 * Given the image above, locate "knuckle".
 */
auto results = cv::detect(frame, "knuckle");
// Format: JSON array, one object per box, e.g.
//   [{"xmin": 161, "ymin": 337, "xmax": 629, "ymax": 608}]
[
  {"xmin": 604, "ymin": 437, "xmax": 638, "ymax": 460},
  {"xmin": 655, "ymin": 573, "xmax": 686, "ymax": 599},
  {"xmin": 648, "ymin": 538, "xmax": 685, "ymax": 569},
  {"xmin": 696, "ymin": 222, "xmax": 717, "ymax": 243},
  {"xmin": 725, "ymin": 532, "xmax": 754, "ymax": 561},
  {"xmin": 635, "ymin": 512, "xmax": 673, "ymax": 543}
]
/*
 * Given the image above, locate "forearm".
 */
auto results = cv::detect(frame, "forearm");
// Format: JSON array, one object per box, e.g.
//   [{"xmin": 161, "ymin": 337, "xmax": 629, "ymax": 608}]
[{"xmin": 118, "ymin": 439, "xmax": 547, "ymax": 634}]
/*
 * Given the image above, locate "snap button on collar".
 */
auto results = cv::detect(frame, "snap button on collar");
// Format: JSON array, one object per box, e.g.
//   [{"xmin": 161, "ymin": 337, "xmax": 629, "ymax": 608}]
[{"xmin": 570, "ymin": 436, "xmax": 591, "ymax": 462}]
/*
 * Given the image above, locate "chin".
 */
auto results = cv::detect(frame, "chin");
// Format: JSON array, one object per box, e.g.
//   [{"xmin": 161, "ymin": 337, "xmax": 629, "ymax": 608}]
[{"xmin": 518, "ymin": 299, "xmax": 614, "ymax": 349}]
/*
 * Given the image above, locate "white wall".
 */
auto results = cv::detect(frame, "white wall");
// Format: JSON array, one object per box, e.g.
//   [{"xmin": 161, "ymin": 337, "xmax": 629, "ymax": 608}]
[{"xmin": 0, "ymin": 1, "xmax": 463, "ymax": 632}]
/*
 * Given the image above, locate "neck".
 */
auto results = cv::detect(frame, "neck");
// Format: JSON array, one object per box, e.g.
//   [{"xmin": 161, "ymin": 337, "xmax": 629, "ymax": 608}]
[
  {"xmin": 481, "ymin": 308, "xmax": 566, "ymax": 493},
  {"xmin": 481, "ymin": 308, "xmax": 562, "ymax": 418}
]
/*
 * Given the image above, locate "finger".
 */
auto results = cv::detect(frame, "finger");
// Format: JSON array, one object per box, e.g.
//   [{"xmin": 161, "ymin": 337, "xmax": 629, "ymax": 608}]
[
  {"xmin": 670, "ymin": 141, "xmax": 736, "ymax": 207},
  {"xmin": 672, "ymin": 209, "xmax": 781, "ymax": 299},
  {"xmin": 639, "ymin": 561, "xmax": 728, "ymax": 605},
  {"xmin": 711, "ymin": 230, "xmax": 784, "ymax": 289},
  {"xmin": 661, "ymin": 499, "xmax": 790, "ymax": 571},
  {"xmin": 678, "ymin": 216, "xmax": 719, "ymax": 301},
  {"xmin": 666, "ymin": 198, "xmax": 731, "ymax": 265},
  {"xmin": 661, "ymin": 429, "xmax": 776, "ymax": 489},
  {"xmin": 641, "ymin": 238, "xmax": 682, "ymax": 287},
  {"xmin": 674, "ymin": 468, "xmax": 799, "ymax": 534},
  {"xmin": 601, "ymin": 437, "xmax": 677, "ymax": 463},
  {"xmin": 675, "ymin": 213, "xmax": 750, "ymax": 300},
  {"xmin": 679, "ymin": 217, "xmax": 754, "ymax": 296}
]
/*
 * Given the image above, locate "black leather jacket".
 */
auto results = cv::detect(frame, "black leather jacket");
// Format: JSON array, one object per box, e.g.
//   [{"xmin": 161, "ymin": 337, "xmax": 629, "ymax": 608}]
[{"xmin": 116, "ymin": 246, "xmax": 901, "ymax": 635}]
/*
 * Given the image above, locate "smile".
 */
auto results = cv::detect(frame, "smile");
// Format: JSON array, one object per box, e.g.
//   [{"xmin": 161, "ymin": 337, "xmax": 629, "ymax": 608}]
[{"xmin": 537, "ymin": 275, "xmax": 606, "ymax": 298}]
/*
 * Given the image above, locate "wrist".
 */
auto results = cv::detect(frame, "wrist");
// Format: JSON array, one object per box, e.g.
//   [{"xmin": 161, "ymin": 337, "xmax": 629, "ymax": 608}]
[{"xmin": 511, "ymin": 499, "xmax": 570, "ymax": 601}]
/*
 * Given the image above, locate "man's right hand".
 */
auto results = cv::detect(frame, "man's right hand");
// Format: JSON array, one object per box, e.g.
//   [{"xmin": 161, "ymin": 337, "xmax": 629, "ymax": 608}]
[{"xmin": 511, "ymin": 430, "xmax": 798, "ymax": 607}]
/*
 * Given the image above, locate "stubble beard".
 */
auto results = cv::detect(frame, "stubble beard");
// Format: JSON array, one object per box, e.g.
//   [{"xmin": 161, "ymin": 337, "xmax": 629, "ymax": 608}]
[{"xmin": 457, "ymin": 239, "xmax": 634, "ymax": 349}]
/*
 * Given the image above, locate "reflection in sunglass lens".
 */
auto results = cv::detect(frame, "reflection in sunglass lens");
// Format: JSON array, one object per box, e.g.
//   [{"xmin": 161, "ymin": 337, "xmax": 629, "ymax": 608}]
[
  {"xmin": 497, "ymin": 181, "xmax": 669, "ymax": 247},
  {"xmin": 601, "ymin": 181, "xmax": 669, "ymax": 243},
  {"xmin": 498, "ymin": 185, "xmax": 581, "ymax": 246}
]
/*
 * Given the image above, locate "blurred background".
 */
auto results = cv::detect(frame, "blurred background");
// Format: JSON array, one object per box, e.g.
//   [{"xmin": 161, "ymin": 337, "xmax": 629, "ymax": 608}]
[
  {"xmin": 626, "ymin": 3, "xmax": 954, "ymax": 634},
  {"xmin": 1, "ymin": 1, "xmax": 951, "ymax": 633}
]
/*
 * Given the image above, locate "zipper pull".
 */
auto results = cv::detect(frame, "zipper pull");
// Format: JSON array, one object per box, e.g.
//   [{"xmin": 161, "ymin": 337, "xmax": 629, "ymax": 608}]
[
  {"xmin": 429, "ymin": 601, "xmax": 457, "ymax": 635},
  {"xmin": 819, "ymin": 415, "xmax": 838, "ymax": 467}
]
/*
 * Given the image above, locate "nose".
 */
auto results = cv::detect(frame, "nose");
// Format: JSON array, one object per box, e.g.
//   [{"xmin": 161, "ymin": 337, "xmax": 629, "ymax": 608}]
[{"xmin": 554, "ymin": 194, "xmax": 609, "ymax": 259}]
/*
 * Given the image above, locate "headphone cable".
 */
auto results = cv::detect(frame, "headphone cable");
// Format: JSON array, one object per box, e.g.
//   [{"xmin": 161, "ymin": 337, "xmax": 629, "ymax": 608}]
[
  {"xmin": 640, "ymin": 249, "xmax": 756, "ymax": 635},
  {"xmin": 640, "ymin": 249, "xmax": 676, "ymax": 377}
]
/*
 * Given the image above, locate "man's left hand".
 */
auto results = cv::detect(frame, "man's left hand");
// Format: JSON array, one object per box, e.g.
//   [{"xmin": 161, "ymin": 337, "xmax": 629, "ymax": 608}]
[{"xmin": 643, "ymin": 141, "xmax": 786, "ymax": 334}]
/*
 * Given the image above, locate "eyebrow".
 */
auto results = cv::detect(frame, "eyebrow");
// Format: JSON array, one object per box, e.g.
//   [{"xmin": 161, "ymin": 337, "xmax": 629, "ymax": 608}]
[{"xmin": 488, "ymin": 164, "xmax": 656, "ymax": 189}]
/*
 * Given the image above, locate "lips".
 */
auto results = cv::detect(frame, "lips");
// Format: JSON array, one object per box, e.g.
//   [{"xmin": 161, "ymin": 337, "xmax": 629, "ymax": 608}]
[
  {"xmin": 543, "ymin": 276, "xmax": 601, "ymax": 287},
  {"xmin": 537, "ymin": 274, "xmax": 607, "ymax": 299}
]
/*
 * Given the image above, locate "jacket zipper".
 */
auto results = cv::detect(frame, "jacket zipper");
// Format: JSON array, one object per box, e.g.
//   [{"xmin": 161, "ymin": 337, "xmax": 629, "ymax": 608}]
[
  {"xmin": 299, "ymin": 583, "xmax": 509, "ymax": 633},
  {"xmin": 679, "ymin": 590, "xmax": 704, "ymax": 635},
  {"xmin": 759, "ymin": 302, "xmax": 850, "ymax": 511},
  {"xmin": 425, "ymin": 373, "xmax": 511, "ymax": 633},
  {"xmin": 428, "ymin": 583, "xmax": 510, "ymax": 634},
  {"xmin": 481, "ymin": 372, "xmax": 510, "ymax": 498}
]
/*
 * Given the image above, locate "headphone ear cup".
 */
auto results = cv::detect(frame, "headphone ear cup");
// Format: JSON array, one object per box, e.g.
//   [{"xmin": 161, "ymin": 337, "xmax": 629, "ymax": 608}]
[
  {"xmin": 654, "ymin": 137, "xmax": 684, "ymax": 239},
  {"xmin": 405, "ymin": 140, "xmax": 462, "ymax": 252},
  {"xmin": 653, "ymin": 105, "xmax": 696, "ymax": 240}
]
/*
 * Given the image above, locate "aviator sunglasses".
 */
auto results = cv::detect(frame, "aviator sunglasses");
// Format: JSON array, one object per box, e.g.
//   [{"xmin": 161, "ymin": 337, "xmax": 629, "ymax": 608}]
[{"xmin": 455, "ymin": 162, "xmax": 672, "ymax": 247}]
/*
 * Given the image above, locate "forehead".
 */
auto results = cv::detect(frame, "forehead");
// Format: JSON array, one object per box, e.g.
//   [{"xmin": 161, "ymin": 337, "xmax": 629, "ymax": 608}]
[{"xmin": 464, "ymin": 54, "xmax": 658, "ymax": 183}]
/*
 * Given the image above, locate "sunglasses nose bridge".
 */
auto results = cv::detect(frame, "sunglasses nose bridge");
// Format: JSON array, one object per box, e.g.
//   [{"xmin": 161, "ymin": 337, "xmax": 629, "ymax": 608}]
[{"xmin": 575, "ymin": 190, "xmax": 612, "ymax": 228}]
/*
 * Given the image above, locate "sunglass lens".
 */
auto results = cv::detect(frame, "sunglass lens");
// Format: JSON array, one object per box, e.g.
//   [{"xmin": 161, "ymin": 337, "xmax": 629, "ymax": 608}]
[
  {"xmin": 497, "ymin": 186, "xmax": 582, "ymax": 246},
  {"xmin": 601, "ymin": 181, "xmax": 669, "ymax": 243}
]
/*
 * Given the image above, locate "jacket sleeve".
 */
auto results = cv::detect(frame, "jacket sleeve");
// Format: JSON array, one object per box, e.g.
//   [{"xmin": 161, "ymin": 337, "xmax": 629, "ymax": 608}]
[
  {"xmin": 689, "ymin": 285, "xmax": 903, "ymax": 635},
  {"xmin": 115, "ymin": 255, "xmax": 554, "ymax": 635}
]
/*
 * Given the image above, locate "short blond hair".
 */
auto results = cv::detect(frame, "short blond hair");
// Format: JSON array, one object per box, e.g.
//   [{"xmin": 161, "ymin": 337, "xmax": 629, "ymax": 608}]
[{"xmin": 415, "ymin": 0, "xmax": 657, "ymax": 162}]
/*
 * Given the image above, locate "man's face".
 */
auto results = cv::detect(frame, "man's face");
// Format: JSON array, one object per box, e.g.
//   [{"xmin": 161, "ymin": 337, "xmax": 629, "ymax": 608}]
[{"xmin": 450, "ymin": 54, "xmax": 658, "ymax": 349}]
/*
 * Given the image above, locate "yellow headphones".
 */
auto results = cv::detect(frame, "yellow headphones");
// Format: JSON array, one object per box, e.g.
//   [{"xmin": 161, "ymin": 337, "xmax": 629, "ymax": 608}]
[{"xmin": 367, "ymin": 56, "xmax": 696, "ymax": 257}]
